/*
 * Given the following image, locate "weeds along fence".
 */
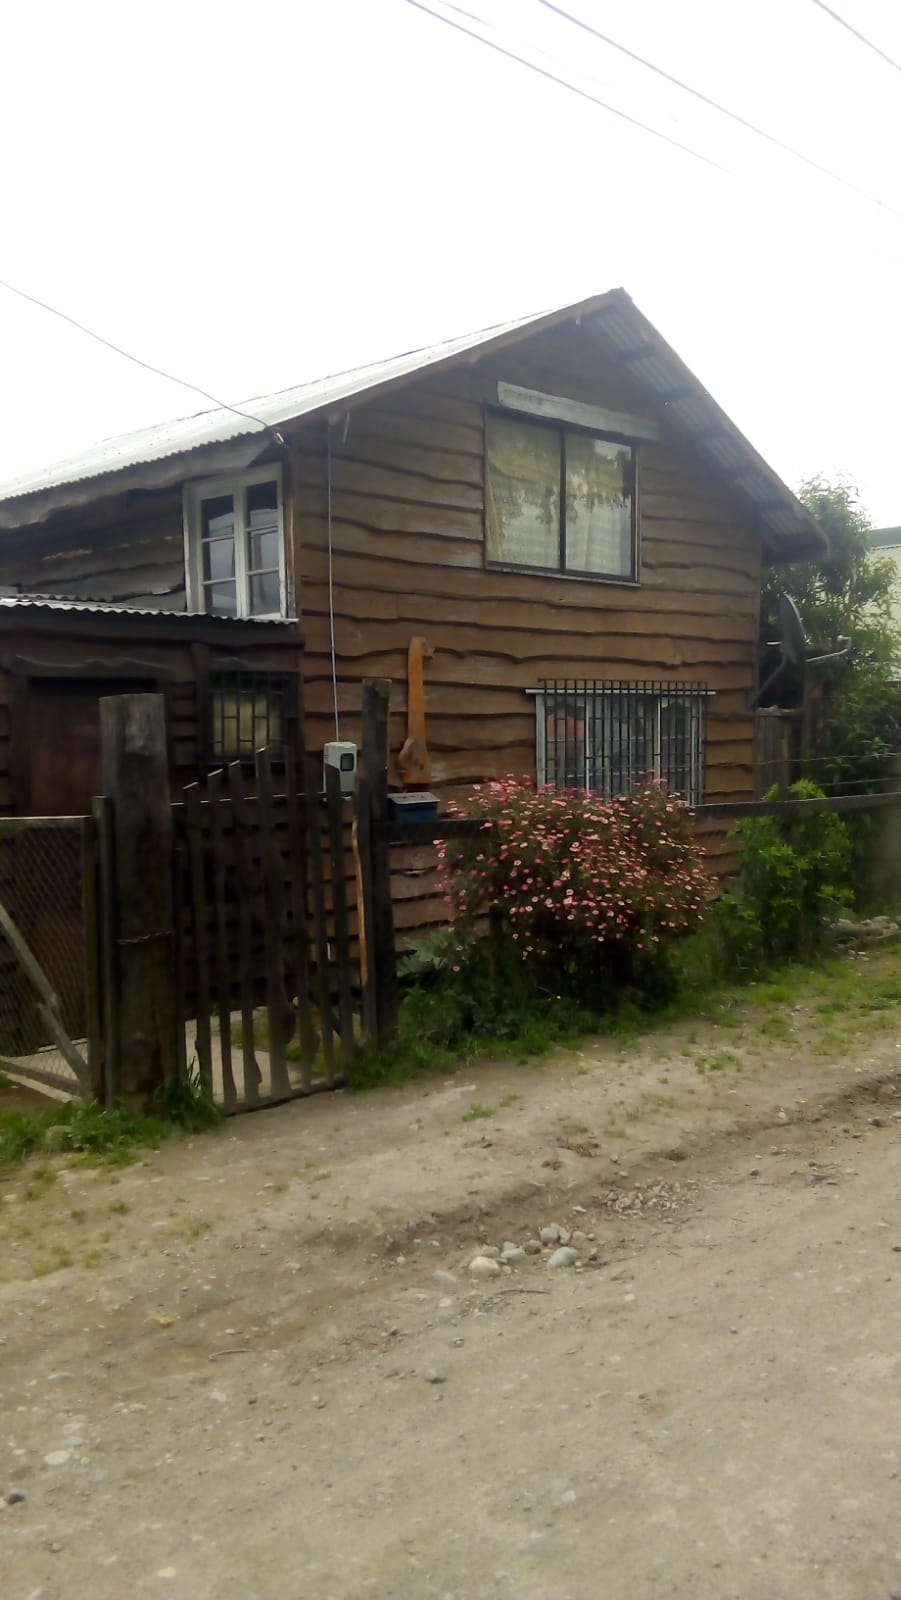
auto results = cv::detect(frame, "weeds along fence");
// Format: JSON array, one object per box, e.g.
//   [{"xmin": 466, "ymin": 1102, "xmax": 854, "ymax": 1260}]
[{"xmin": 5, "ymin": 682, "xmax": 901, "ymax": 1108}]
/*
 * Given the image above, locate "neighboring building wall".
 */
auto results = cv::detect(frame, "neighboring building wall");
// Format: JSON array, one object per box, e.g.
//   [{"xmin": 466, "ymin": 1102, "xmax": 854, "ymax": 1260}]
[
  {"xmin": 0, "ymin": 612, "xmax": 303, "ymax": 816},
  {"xmin": 0, "ymin": 488, "xmax": 188, "ymax": 610},
  {"xmin": 872, "ymin": 528, "xmax": 901, "ymax": 671}
]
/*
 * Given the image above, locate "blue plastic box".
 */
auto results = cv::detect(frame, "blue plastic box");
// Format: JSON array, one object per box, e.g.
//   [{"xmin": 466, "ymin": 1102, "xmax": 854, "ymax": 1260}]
[{"xmin": 388, "ymin": 791, "xmax": 439, "ymax": 823}]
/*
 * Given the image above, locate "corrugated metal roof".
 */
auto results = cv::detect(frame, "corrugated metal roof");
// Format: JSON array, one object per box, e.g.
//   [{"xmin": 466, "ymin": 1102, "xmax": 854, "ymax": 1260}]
[
  {"xmin": 0, "ymin": 594, "xmax": 294, "ymax": 624},
  {"xmin": 0, "ymin": 288, "xmax": 828, "ymax": 558},
  {"xmin": 0, "ymin": 303, "xmax": 562, "ymax": 503}
]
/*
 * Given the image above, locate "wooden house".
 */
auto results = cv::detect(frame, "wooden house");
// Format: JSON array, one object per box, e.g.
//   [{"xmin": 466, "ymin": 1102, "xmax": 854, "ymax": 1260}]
[{"xmin": 0, "ymin": 288, "xmax": 826, "ymax": 930}]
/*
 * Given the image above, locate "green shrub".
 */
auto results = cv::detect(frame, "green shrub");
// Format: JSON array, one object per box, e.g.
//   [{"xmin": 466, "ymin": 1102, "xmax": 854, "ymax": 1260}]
[
  {"xmin": 351, "ymin": 938, "xmax": 593, "ymax": 1089},
  {"xmin": 717, "ymin": 780, "xmax": 853, "ymax": 971}
]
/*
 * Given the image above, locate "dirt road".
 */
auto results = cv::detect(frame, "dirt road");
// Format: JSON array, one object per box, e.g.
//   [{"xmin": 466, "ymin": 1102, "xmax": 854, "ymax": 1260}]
[{"xmin": 4, "ymin": 958, "xmax": 901, "ymax": 1599}]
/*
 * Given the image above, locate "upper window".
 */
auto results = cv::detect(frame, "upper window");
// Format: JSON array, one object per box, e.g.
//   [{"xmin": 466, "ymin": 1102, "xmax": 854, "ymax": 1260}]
[
  {"xmin": 184, "ymin": 466, "xmax": 286, "ymax": 618},
  {"xmin": 486, "ymin": 412, "xmax": 636, "ymax": 580}
]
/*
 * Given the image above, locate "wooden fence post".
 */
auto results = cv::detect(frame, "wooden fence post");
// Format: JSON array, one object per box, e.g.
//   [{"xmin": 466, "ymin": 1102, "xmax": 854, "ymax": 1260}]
[
  {"xmin": 361, "ymin": 677, "xmax": 398, "ymax": 1047},
  {"xmin": 99, "ymin": 694, "xmax": 178, "ymax": 1110},
  {"xmin": 757, "ymin": 709, "xmax": 790, "ymax": 799}
]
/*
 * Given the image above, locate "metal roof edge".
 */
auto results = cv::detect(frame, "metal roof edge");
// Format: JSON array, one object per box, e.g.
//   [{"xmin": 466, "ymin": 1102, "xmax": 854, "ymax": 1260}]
[
  {"xmin": 0, "ymin": 284, "xmax": 826, "ymax": 560},
  {"xmin": 0, "ymin": 594, "xmax": 298, "ymax": 627},
  {"xmin": 0, "ymin": 291, "xmax": 630, "ymax": 517}
]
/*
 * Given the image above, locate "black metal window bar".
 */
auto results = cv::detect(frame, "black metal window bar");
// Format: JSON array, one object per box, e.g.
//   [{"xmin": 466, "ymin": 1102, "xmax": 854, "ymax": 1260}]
[
  {"xmin": 207, "ymin": 668, "xmax": 292, "ymax": 762},
  {"xmin": 535, "ymin": 679, "xmax": 707, "ymax": 804}
]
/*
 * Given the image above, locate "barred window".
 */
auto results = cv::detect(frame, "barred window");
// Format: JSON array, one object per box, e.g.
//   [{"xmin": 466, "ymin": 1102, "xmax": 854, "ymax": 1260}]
[
  {"xmin": 533, "ymin": 680, "xmax": 707, "ymax": 804},
  {"xmin": 208, "ymin": 669, "xmax": 289, "ymax": 762}
]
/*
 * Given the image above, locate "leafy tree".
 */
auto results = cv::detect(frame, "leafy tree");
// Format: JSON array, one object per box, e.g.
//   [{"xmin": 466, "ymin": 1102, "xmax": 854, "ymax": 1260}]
[{"xmin": 760, "ymin": 475, "xmax": 901, "ymax": 788}]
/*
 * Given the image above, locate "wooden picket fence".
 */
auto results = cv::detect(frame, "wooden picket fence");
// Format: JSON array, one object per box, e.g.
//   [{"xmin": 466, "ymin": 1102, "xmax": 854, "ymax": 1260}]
[{"xmin": 171, "ymin": 749, "xmax": 358, "ymax": 1112}]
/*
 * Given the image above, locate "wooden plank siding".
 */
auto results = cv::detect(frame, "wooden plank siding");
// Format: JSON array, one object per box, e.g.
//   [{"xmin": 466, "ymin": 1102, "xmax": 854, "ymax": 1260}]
[
  {"xmin": 291, "ymin": 328, "xmax": 763, "ymax": 933},
  {"xmin": 0, "ymin": 488, "xmax": 187, "ymax": 610},
  {"xmin": 0, "ymin": 317, "xmax": 767, "ymax": 944},
  {"xmin": 0, "ymin": 616, "xmax": 303, "ymax": 819}
]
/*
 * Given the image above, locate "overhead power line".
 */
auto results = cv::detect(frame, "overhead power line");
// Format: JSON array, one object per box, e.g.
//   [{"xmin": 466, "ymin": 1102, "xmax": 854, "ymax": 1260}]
[
  {"xmin": 401, "ymin": 0, "xmax": 732, "ymax": 174},
  {"xmin": 536, "ymin": 0, "xmax": 901, "ymax": 222},
  {"xmin": 0, "ymin": 272, "xmax": 285, "ymax": 443},
  {"xmin": 810, "ymin": 0, "xmax": 901, "ymax": 76},
  {"xmin": 404, "ymin": 0, "xmax": 901, "ymax": 272}
]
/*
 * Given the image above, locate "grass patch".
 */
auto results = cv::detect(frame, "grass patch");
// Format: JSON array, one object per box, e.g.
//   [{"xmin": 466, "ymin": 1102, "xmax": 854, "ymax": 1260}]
[
  {"xmin": 347, "ymin": 918, "xmax": 901, "ymax": 1095},
  {"xmin": 23, "ymin": 1162, "xmax": 58, "ymax": 1201},
  {"xmin": 759, "ymin": 1015, "xmax": 793, "ymax": 1042},
  {"xmin": 462, "ymin": 1102, "xmax": 495, "ymax": 1122},
  {"xmin": 0, "ymin": 1102, "xmax": 172, "ymax": 1174},
  {"xmin": 153, "ymin": 1067, "xmax": 223, "ymax": 1133},
  {"xmin": 33, "ymin": 1249, "xmax": 73, "ymax": 1277},
  {"xmin": 0, "ymin": 1073, "xmax": 221, "ymax": 1178},
  {"xmin": 752, "ymin": 980, "xmax": 795, "ymax": 1005},
  {"xmin": 710, "ymin": 1048, "xmax": 740, "ymax": 1071},
  {"xmin": 641, "ymin": 1092, "xmax": 676, "ymax": 1112},
  {"xmin": 347, "ymin": 956, "xmax": 593, "ymax": 1091}
]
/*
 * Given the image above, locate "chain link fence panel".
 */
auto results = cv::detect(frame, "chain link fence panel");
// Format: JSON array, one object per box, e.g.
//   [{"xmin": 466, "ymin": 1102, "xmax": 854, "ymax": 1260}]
[{"xmin": 0, "ymin": 820, "xmax": 90, "ymax": 1095}]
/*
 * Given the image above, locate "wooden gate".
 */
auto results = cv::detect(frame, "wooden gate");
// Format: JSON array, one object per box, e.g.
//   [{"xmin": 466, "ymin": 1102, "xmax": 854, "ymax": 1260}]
[{"xmin": 172, "ymin": 748, "xmax": 357, "ymax": 1112}]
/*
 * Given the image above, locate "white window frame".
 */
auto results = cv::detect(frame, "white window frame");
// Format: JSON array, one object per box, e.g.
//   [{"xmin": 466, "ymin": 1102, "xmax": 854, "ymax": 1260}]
[
  {"xmin": 183, "ymin": 464, "xmax": 287, "ymax": 620},
  {"xmin": 530, "ymin": 685, "xmax": 708, "ymax": 805}
]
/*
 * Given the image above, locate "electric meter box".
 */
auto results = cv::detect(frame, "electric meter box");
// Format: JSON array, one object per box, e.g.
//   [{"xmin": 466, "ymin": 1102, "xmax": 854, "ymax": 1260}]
[{"xmin": 323, "ymin": 741, "xmax": 358, "ymax": 796}]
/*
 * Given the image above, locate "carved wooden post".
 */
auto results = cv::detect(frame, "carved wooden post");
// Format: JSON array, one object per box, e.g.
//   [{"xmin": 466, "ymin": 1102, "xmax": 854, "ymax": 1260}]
[{"xmin": 100, "ymin": 694, "xmax": 177, "ymax": 1109}]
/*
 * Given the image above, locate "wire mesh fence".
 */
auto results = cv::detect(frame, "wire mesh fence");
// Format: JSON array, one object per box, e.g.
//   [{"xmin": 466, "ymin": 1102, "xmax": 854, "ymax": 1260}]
[{"xmin": 0, "ymin": 819, "xmax": 91, "ymax": 1095}]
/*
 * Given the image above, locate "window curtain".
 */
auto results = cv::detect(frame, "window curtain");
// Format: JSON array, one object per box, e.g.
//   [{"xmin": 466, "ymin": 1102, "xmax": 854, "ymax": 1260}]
[
  {"xmin": 565, "ymin": 435, "xmax": 632, "ymax": 576},
  {"xmin": 486, "ymin": 414, "xmax": 560, "ymax": 567}
]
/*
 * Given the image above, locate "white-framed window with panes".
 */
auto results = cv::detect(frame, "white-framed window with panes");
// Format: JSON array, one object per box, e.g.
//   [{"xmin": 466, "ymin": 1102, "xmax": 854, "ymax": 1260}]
[{"xmin": 183, "ymin": 466, "xmax": 287, "ymax": 619}]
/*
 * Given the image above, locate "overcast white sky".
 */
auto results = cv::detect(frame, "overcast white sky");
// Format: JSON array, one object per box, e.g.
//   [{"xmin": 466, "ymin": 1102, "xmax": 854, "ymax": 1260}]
[{"xmin": 1, "ymin": 0, "xmax": 899, "ymax": 521}]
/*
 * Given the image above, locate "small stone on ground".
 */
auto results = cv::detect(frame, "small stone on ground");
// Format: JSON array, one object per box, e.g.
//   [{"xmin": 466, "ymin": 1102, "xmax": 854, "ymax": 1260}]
[
  {"xmin": 547, "ymin": 1247, "xmax": 578, "ymax": 1269},
  {"xmin": 469, "ymin": 1255, "xmax": 502, "ymax": 1280}
]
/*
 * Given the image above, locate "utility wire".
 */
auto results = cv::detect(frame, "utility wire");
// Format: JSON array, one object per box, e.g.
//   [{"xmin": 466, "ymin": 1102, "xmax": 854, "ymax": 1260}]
[
  {"xmin": 402, "ymin": 0, "xmax": 732, "ymax": 174},
  {"xmin": 406, "ymin": 0, "xmax": 901, "ymax": 271},
  {"xmin": 536, "ymin": 0, "xmax": 901, "ymax": 222},
  {"xmin": 810, "ymin": 0, "xmax": 901, "ymax": 76},
  {"xmin": 0, "ymin": 271, "xmax": 286, "ymax": 444}
]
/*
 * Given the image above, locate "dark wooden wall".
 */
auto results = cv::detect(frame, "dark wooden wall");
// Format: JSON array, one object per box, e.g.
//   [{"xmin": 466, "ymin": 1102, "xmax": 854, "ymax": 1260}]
[
  {"xmin": 291, "ymin": 324, "xmax": 763, "ymax": 928},
  {"xmin": 0, "ymin": 489, "xmax": 187, "ymax": 610},
  {"xmin": 0, "ymin": 617, "xmax": 303, "ymax": 817}
]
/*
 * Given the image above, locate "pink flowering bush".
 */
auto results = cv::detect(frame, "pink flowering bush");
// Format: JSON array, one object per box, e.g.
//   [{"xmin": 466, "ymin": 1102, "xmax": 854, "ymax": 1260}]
[{"xmin": 437, "ymin": 778, "xmax": 709, "ymax": 997}]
